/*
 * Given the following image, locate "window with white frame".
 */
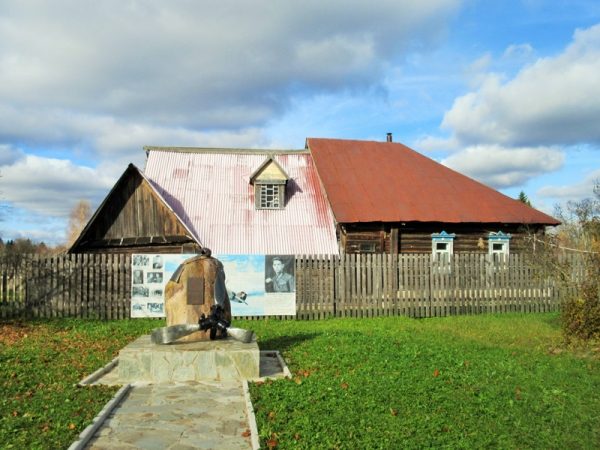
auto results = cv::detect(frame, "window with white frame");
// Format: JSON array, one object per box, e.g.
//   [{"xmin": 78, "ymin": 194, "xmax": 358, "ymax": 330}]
[
  {"xmin": 256, "ymin": 182, "xmax": 285, "ymax": 209},
  {"xmin": 488, "ymin": 231, "xmax": 511, "ymax": 258},
  {"xmin": 431, "ymin": 231, "xmax": 455, "ymax": 261}
]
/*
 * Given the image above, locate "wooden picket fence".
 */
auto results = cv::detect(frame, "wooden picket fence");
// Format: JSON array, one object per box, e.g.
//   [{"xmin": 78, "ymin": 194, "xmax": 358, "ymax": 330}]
[
  {"xmin": 0, "ymin": 253, "xmax": 131, "ymax": 320},
  {"xmin": 0, "ymin": 252, "xmax": 586, "ymax": 320},
  {"xmin": 294, "ymin": 253, "xmax": 583, "ymax": 319}
]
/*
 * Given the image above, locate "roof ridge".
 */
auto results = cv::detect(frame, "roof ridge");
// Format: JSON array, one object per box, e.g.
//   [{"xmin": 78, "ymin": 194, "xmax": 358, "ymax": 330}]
[{"xmin": 144, "ymin": 146, "xmax": 308, "ymax": 155}]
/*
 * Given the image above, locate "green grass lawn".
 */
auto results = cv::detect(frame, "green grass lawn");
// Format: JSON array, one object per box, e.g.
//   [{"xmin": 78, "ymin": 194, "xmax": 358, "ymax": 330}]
[
  {"xmin": 0, "ymin": 318, "xmax": 161, "ymax": 449},
  {"xmin": 1, "ymin": 314, "xmax": 598, "ymax": 449},
  {"xmin": 239, "ymin": 314, "xmax": 600, "ymax": 449}
]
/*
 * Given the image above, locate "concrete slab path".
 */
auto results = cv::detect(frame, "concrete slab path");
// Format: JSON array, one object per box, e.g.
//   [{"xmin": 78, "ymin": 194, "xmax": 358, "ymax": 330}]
[
  {"xmin": 85, "ymin": 381, "xmax": 252, "ymax": 450},
  {"xmin": 72, "ymin": 351, "xmax": 290, "ymax": 449}
]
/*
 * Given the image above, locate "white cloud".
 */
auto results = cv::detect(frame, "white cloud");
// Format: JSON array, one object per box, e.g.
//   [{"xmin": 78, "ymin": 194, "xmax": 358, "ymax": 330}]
[
  {"xmin": 502, "ymin": 43, "xmax": 534, "ymax": 60},
  {"xmin": 0, "ymin": 0, "xmax": 461, "ymax": 131},
  {"xmin": 1, "ymin": 154, "xmax": 114, "ymax": 216},
  {"xmin": 442, "ymin": 23, "xmax": 600, "ymax": 147},
  {"xmin": 537, "ymin": 168, "xmax": 600, "ymax": 201},
  {"xmin": 441, "ymin": 145, "xmax": 564, "ymax": 188},
  {"xmin": 0, "ymin": 0, "xmax": 463, "ymax": 172},
  {"xmin": 0, "ymin": 145, "xmax": 24, "ymax": 166},
  {"xmin": 414, "ymin": 135, "xmax": 460, "ymax": 153}
]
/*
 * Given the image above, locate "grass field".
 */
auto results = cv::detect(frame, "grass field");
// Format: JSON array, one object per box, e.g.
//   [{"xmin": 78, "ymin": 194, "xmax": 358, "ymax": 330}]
[
  {"xmin": 240, "ymin": 314, "xmax": 600, "ymax": 449},
  {"xmin": 1, "ymin": 314, "xmax": 598, "ymax": 449},
  {"xmin": 0, "ymin": 318, "xmax": 160, "ymax": 449}
]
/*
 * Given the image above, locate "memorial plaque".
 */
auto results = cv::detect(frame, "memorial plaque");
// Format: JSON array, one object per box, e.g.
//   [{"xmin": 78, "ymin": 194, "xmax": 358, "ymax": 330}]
[{"xmin": 187, "ymin": 277, "xmax": 204, "ymax": 305}]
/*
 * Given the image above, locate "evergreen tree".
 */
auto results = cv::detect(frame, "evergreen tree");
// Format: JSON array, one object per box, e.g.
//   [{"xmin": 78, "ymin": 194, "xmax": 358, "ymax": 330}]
[{"xmin": 518, "ymin": 191, "xmax": 532, "ymax": 207}]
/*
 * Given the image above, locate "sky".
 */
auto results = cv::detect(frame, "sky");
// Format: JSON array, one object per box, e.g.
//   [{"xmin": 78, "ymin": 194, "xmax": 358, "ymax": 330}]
[{"xmin": 1, "ymin": 0, "xmax": 599, "ymax": 245}]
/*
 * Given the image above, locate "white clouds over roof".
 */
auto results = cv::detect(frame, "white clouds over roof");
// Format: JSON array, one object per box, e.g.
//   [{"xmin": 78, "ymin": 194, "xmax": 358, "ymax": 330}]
[
  {"xmin": 0, "ymin": 0, "xmax": 460, "ymax": 131},
  {"xmin": 437, "ymin": 24, "xmax": 600, "ymax": 190},
  {"xmin": 443, "ymin": 24, "xmax": 600, "ymax": 147}
]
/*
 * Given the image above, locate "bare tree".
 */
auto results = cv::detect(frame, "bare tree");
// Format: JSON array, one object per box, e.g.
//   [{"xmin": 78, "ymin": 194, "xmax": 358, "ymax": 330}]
[{"xmin": 66, "ymin": 200, "xmax": 92, "ymax": 248}]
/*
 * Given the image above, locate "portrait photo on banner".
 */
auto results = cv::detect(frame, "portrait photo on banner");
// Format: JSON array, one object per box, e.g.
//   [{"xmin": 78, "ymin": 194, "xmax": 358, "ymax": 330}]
[{"xmin": 264, "ymin": 255, "xmax": 295, "ymax": 293}]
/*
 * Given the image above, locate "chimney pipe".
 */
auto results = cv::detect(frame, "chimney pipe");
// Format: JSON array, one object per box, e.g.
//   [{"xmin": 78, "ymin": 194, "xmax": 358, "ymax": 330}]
[{"xmin": 386, "ymin": 132, "xmax": 393, "ymax": 142}]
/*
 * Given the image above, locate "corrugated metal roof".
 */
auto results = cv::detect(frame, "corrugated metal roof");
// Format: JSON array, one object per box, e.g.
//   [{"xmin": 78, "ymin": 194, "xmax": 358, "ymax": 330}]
[
  {"xmin": 307, "ymin": 138, "xmax": 560, "ymax": 225},
  {"xmin": 144, "ymin": 149, "xmax": 339, "ymax": 255}
]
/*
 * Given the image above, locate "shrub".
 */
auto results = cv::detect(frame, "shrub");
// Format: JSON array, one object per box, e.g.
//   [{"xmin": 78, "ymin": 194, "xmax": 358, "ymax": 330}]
[{"xmin": 562, "ymin": 272, "xmax": 600, "ymax": 340}]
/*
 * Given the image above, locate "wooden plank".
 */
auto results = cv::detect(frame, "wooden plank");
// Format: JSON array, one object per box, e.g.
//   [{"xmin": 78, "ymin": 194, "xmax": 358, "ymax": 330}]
[
  {"xmin": 375, "ymin": 253, "xmax": 384, "ymax": 317},
  {"xmin": 351, "ymin": 253, "xmax": 357, "ymax": 317},
  {"xmin": 309, "ymin": 255, "xmax": 315, "ymax": 320},
  {"xmin": 365, "ymin": 253, "xmax": 371, "ymax": 317},
  {"xmin": 356, "ymin": 253, "xmax": 362, "ymax": 317},
  {"xmin": 100, "ymin": 252, "xmax": 106, "ymax": 319},
  {"xmin": 44, "ymin": 255, "xmax": 51, "ymax": 318},
  {"xmin": 295, "ymin": 255, "xmax": 303, "ymax": 319},
  {"xmin": 329, "ymin": 255, "xmax": 335, "ymax": 317},
  {"xmin": 401, "ymin": 254, "xmax": 409, "ymax": 317},
  {"xmin": 381, "ymin": 253, "xmax": 388, "ymax": 316},
  {"xmin": 84, "ymin": 253, "xmax": 91, "ymax": 319},
  {"xmin": 299, "ymin": 255, "xmax": 306, "ymax": 320},
  {"xmin": 55, "ymin": 255, "xmax": 62, "ymax": 317}
]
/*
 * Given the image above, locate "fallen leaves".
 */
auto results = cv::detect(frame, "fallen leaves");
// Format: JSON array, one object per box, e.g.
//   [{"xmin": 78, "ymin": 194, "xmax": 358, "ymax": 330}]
[
  {"xmin": 0, "ymin": 322, "xmax": 34, "ymax": 345},
  {"xmin": 433, "ymin": 369, "xmax": 440, "ymax": 378},
  {"xmin": 241, "ymin": 429, "xmax": 251, "ymax": 438},
  {"xmin": 266, "ymin": 433, "xmax": 278, "ymax": 448},
  {"xmin": 515, "ymin": 386, "xmax": 522, "ymax": 401}
]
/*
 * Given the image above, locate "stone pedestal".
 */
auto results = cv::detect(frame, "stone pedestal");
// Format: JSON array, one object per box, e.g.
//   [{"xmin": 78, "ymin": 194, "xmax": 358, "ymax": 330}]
[{"xmin": 118, "ymin": 335, "xmax": 260, "ymax": 382}]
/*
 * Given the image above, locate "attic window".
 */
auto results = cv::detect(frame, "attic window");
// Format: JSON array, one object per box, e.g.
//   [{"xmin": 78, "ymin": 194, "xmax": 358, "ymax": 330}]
[
  {"xmin": 250, "ymin": 156, "xmax": 289, "ymax": 210},
  {"xmin": 257, "ymin": 183, "xmax": 284, "ymax": 209}
]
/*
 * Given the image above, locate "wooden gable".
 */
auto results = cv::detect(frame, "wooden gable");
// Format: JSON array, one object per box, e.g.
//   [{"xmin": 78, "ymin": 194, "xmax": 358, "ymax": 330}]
[
  {"xmin": 69, "ymin": 164, "xmax": 201, "ymax": 254},
  {"xmin": 249, "ymin": 156, "xmax": 289, "ymax": 184}
]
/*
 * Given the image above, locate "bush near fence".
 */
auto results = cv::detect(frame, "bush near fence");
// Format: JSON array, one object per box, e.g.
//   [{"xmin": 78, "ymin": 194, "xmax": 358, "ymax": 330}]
[{"xmin": 0, "ymin": 253, "xmax": 584, "ymax": 320}]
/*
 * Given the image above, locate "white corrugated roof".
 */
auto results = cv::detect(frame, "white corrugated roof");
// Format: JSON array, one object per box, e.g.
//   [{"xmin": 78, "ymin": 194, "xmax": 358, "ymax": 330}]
[{"xmin": 144, "ymin": 148, "xmax": 339, "ymax": 255}]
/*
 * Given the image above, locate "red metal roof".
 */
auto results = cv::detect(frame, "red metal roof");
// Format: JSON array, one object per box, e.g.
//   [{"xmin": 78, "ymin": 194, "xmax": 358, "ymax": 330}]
[
  {"xmin": 307, "ymin": 138, "xmax": 560, "ymax": 225},
  {"xmin": 144, "ymin": 148, "xmax": 339, "ymax": 255}
]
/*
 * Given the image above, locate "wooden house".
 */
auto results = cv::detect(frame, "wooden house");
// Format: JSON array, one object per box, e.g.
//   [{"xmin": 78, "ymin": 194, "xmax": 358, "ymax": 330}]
[
  {"xmin": 306, "ymin": 137, "xmax": 559, "ymax": 256},
  {"xmin": 70, "ymin": 137, "xmax": 559, "ymax": 257},
  {"xmin": 70, "ymin": 164, "xmax": 202, "ymax": 253},
  {"xmin": 69, "ymin": 148, "xmax": 339, "ymax": 255}
]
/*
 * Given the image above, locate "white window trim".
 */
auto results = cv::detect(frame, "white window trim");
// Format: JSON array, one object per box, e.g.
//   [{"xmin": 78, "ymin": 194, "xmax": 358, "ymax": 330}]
[
  {"xmin": 431, "ymin": 231, "xmax": 455, "ymax": 261},
  {"xmin": 488, "ymin": 231, "xmax": 511, "ymax": 257}
]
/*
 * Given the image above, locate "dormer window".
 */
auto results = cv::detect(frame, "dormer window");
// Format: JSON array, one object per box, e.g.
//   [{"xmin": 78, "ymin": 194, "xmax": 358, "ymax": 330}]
[
  {"xmin": 250, "ymin": 156, "xmax": 289, "ymax": 210},
  {"xmin": 431, "ymin": 231, "xmax": 455, "ymax": 261},
  {"xmin": 257, "ymin": 181, "xmax": 285, "ymax": 209}
]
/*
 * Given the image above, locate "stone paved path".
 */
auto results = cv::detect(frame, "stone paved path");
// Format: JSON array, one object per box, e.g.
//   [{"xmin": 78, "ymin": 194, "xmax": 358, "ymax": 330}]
[
  {"xmin": 77, "ymin": 351, "xmax": 289, "ymax": 449},
  {"xmin": 85, "ymin": 381, "xmax": 252, "ymax": 450}
]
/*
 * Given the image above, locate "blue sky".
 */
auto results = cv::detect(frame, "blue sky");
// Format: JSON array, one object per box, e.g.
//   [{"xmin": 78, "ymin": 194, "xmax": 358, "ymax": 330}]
[{"xmin": 1, "ymin": 0, "xmax": 599, "ymax": 245}]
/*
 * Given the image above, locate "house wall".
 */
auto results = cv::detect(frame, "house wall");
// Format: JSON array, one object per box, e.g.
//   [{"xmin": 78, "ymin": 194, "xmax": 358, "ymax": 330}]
[
  {"xmin": 341, "ymin": 222, "xmax": 543, "ymax": 254},
  {"xmin": 76, "ymin": 242, "xmax": 202, "ymax": 254},
  {"xmin": 70, "ymin": 167, "xmax": 199, "ymax": 253}
]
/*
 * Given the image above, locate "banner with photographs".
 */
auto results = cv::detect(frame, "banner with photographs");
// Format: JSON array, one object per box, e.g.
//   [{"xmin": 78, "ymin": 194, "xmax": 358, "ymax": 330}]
[
  {"xmin": 219, "ymin": 254, "xmax": 296, "ymax": 316},
  {"xmin": 130, "ymin": 253, "xmax": 296, "ymax": 318},
  {"xmin": 131, "ymin": 254, "xmax": 195, "ymax": 318}
]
